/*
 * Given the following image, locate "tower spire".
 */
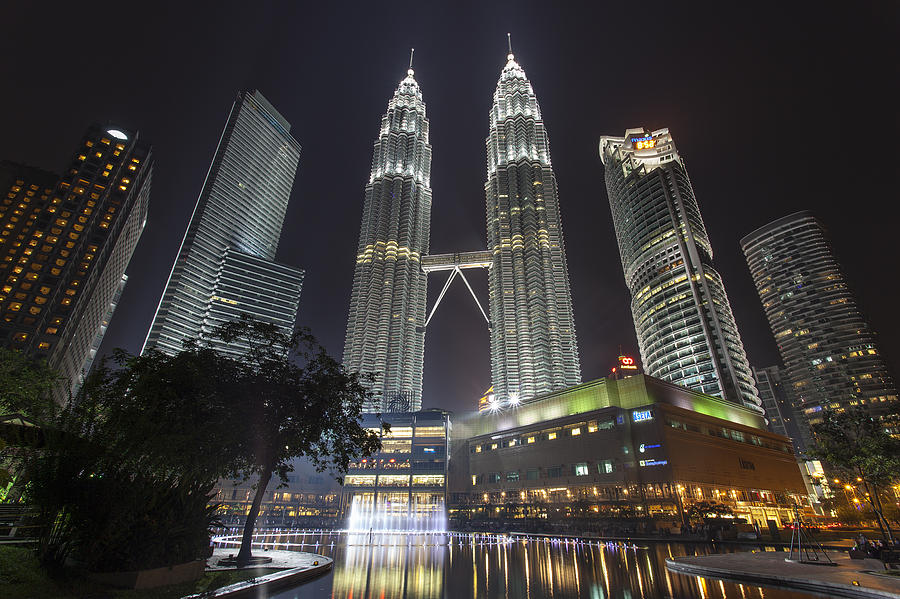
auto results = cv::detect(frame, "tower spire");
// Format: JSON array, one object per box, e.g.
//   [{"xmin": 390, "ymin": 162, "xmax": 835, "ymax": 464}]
[
  {"xmin": 409, "ymin": 47, "xmax": 415, "ymax": 70},
  {"xmin": 507, "ymin": 33, "xmax": 513, "ymax": 60}
]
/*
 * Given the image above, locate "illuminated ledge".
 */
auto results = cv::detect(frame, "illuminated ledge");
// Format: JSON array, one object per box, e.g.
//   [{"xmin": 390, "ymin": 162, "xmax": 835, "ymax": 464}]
[
  {"xmin": 421, "ymin": 250, "xmax": 492, "ymax": 272},
  {"xmin": 453, "ymin": 374, "xmax": 767, "ymax": 440}
]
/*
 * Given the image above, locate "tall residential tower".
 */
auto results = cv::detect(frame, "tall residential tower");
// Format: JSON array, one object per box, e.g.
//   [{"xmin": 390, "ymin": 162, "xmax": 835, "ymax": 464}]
[
  {"xmin": 741, "ymin": 212, "xmax": 897, "ymax": 426},
  {"xmin": 144, "ymin": 90, "xmax": 303, "ymax": 357},
  {"xmin": 343, "ymin": 66, "xmax": 432, "ymax": 413},
  {"xmin": 1, "ymin": 125, "xmax": 152, "ymax": 393},
  {"xmin": 484, "ymin": 49, "xmax": 581, "ymax": 403},
  {"xmin": 600, "ymin": 128, "xmax": 761, "ymax": 414}
]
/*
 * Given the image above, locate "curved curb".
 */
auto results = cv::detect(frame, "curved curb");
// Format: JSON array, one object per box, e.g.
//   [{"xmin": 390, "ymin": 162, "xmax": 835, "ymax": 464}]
[
  {"xmin": 181, "ymin": 555, "xmax": 333, "ymax": 599},
  {"xmin": 666, "ymin": 558, "xmax": 897, "ymax": 599}
]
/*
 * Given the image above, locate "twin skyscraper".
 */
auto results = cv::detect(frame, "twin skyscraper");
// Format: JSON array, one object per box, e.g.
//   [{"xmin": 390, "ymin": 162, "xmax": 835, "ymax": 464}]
[
  {"xmin": 141, "ymin": 49, "xmax": 763, "ymax": 419},
  {"xmin": 344, "ymin": 49, "xmax": 582, "ymax": 413}
]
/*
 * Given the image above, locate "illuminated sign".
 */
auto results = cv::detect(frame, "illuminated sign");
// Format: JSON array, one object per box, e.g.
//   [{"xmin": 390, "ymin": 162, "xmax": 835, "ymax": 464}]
[
  {"xmin": 631, "ymin": 136, "xmax": 656, "ymax": 150},
  {"xmin": 639, "ymin": 443, "xmax": 661, "ymax": 453},
  {"xmin": 632, "ymin": 409, "xmax": 653, "ymax": 422},
  {"xmin": 618, "ymin": 355, "xmax": 638, "ymax": 371},
  {"xmin": 639, "ymin": 459, "xmax": 668, "ymax": 467}
]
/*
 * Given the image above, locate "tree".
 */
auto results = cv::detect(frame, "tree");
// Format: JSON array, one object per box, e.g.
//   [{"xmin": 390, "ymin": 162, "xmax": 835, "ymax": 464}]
[
  {"xmin": 22, "ymin": 346, "xmax": 245, "ymax": 571},
  {"xmin": 811, "ymin": 405, "xmax": 900, "ymax": 542},
  {"xmin": 211, "ymin": 317, "xmax": 382, "ymax": 567},
  {"xmin": 0, "ymin": 348, "xmax": 60, "ymax": 423}
]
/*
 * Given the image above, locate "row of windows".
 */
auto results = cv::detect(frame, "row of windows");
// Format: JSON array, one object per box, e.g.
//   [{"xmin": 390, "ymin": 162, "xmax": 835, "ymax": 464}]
[
  {"xmin": 470, "ymin": 419, "xmax": 616, "ymax": 454},
  {"xmin": 667, "ymin": 419, "xmax": 791, "ymax": 453},
  {"xmin": 475, "ymin": 460, "xmax": 616, "ymax": 486}
]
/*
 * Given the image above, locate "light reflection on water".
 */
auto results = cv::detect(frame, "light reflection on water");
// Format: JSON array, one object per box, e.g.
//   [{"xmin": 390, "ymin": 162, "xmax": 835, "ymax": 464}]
[{"xmin": 214, "ymin": 530, "xmax": 815, "ymax": 599}]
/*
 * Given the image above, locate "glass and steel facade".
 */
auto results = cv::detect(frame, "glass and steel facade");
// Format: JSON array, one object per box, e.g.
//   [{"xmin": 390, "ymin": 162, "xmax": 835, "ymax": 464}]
[
  {"xmin": 144, "ymin": 90, "xmax": 303, "ymax": 355},
  {"xmin": 1, "ymin": 125, "xmax": 152, "ymax": 394},
  {"xmin": 741, "ymin": 212, "xmax": 898, "ymax": 426},
  {"xmin": 484, "ymin": 52, "xmax": 581, "ymax": 404},
  {"xmin": 343, "ymin": 68, "xmax": 432, "ymax": 413},
  {"xmin": 600, "ymin": 128, "xmax": 761, "ymax": 414},
  {"xmin": 342, "ymin": 410, "xmax": 449, "ymax": 531}
]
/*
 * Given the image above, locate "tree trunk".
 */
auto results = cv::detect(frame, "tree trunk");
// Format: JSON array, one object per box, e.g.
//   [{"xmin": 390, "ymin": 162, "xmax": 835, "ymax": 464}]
[{"xmin": 236, "ymin": 464, "xmax": 273, "ymax": 568}]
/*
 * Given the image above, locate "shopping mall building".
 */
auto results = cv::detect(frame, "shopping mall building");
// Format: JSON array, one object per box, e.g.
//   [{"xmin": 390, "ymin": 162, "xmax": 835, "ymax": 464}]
[{"xmin": 213, "ymin": 374, "xmax": 809, "ymax": 529}]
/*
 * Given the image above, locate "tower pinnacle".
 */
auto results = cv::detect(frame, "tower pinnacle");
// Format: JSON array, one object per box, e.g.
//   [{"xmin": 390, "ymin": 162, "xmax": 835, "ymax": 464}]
[
  {"xmin": 507, "ymin": 32, "xmax": 514, "ymax": 61},
  {"xmin": 408, "ymin": 47, "xmax": 415, "ymax": 76}
]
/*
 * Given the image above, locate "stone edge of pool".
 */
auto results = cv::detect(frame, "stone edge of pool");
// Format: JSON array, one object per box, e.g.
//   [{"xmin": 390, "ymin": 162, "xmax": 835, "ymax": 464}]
[
  {"xmin": 666, "ymin": 553, "xmax": 900, "ymax": 599},
  {"xmin": 181, "ymin": 553, "xmax": 333, "ymax": 599}
]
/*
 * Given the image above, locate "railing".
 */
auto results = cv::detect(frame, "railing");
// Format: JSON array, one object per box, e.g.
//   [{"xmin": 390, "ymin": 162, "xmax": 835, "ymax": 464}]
[{"xmin": 0, "ymin": 504, "xmax": 41, "ymax": 545}]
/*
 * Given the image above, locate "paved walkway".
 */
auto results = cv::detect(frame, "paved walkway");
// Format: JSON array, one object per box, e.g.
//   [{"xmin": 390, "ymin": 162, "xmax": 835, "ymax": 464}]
[
  {"xmin": 667, "ymin": 551, "xmax": 900, "ymax": 598},
  {"xmin": 180, "ymin": 549, "xmax": 332, "ymax": 598},
  {"xmin": 207, "ymin": 547, "xmax": 327, "ymax": 571}
]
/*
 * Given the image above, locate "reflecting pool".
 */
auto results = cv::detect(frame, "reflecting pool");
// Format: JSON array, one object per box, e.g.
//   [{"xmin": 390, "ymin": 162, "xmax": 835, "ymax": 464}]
[{"xmin": 214, "ymin": 530, "xmax": 816, "ymax": 599}]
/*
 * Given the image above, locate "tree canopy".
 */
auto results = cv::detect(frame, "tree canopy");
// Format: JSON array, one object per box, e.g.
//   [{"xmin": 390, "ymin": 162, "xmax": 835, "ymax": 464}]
[
  {"xmin": 210, "ymin": 317, "xmax": 382, "ymax": 566},
  {"xmin": 811, "ymin": 405, "xmax": 900, "ymax": 541}
]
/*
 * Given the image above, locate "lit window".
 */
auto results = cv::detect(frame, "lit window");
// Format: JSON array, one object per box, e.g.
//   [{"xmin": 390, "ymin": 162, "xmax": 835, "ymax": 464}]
[
  {"xmin": 571, "ymin": 428, "xmax": 581, "ymax": 436},
  {"xmin": 575, "ymin": 463, "xmax": 589, "ymax": 476},
  {"xmin": 547, "ymin": 432, "xmax": 557, "ymax": 440},
  {"xmin": 526, "ymin": 436, "xmax": 535, "ymax": 444}
]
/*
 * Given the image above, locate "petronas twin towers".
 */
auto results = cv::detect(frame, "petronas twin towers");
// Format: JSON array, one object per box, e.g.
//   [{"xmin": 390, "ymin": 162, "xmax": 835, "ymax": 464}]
[{"xmin": 344, "ymin": 48, "xmax": 581, "ymax": 412}]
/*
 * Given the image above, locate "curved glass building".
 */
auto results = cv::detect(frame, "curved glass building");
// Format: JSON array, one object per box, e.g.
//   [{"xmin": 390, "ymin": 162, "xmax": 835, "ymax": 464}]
[
  {"xmin": 600, "ymin": 128, "xmax": 761, "ymax": 414},
  {"xmin": 343, "ymin": 66, "xmax": 432, "ymax": 413},
  {"xmin": 741, "ymin": 212, "xmax": 897, "ymax": 425},
  {"xmin": 484, "ymin": 51, "xmax": 581, "ymax": 404}
]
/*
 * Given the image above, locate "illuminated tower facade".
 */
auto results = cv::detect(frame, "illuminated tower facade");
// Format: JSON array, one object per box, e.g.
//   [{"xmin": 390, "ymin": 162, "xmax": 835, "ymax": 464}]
[
  {"xmin": 484, "ymin": 50, "xmax": 581, "ymax": 404},
  {"xmin": 343, "ymin": 66, "xmax": 432, "ymax": 413},
  {"xmin": 600, "ymin": 128, "xmax": 762, "ymax": 414},
  {"xmin": 1, "ymin": 125, "xmax": 152, "ymax": 394},
  {"xmin": 144, "ymin": 90, "xmax": 303, "ymax": 357},
  {"xmin": 741, "ymin": 212, "xmax": 897, "ymax": 426}
]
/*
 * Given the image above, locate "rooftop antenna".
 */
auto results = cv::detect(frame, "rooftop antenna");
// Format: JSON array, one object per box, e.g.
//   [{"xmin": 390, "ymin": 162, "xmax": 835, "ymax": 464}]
[
  {"xmin": 507, "ymin": 33, "xmax": 513, "ymax": 58},
  {"xmin": 408, "ymin": 48, "xmax": 415, "ymax": 75}
]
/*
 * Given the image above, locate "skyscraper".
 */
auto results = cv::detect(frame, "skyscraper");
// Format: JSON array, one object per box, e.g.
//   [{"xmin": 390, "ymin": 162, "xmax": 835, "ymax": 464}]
[
  {"xmin": 343, "ymin": 65, "xmax": 432, "ymax": 413},
  {"xmin": 144, "ymin": 90, "xmax": 303, "ymax": 357},
  {"xmin": 753, "ymin": 364, "xmax": 811, "ymax": 454},
  {"xmin": 741, "ymin": 211, "xmax": 898, "ymax": 427},
  {"xmin": 484, "ymin": 49, "xmax": 581, "ymax": 403},
  {"xmin": 1, "ymin": 124, "xmax": 152, "ymax": 393},
  {"xmin": 600, "ymin": 128, "xmax": 761, "ymax": 414}
]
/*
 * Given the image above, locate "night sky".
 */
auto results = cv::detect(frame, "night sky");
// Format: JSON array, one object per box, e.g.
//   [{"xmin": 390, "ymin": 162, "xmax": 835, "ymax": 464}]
[{"xmin": 2, "ymin": 2, "xmax": 898, "ymax": 415}]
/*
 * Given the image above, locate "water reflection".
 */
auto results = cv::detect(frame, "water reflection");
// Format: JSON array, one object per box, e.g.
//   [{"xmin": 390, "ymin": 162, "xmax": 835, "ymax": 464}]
[{"xmin": 214, "ymin": 530, "xmax": 814, "ymax": 599}]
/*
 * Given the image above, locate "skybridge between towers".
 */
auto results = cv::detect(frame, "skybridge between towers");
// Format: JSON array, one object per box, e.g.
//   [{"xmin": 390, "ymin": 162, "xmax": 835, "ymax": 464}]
[{"xmin": 418, "ymin": 250, "xmax": 492, "ymax": 332}]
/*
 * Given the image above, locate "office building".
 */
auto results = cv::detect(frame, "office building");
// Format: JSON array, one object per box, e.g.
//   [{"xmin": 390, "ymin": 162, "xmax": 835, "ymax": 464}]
[
  {"xmin": 600, "ymin": 128, "xmax": 761, "ymax": 414},
  {"xmin": 753, "ymin": 365, "xmax": 811, "ymax": 454},
  {"xmin": 1, "ymin": 125, "xmax": 152, "ymax": 394},
  {"xmin": 484, "ymin": 48, "xmax": 581, "ymax": 404},
  {"xmin": 343, "ymin": 66, "xmax": 432, "ymax": 412},
  {"xmin": 144, "ymin": 90, "xmax": 303, "ymax": 357},
  {"xmin": 741, "ymin": 211, "xmax": 897, "ymax": 427}
]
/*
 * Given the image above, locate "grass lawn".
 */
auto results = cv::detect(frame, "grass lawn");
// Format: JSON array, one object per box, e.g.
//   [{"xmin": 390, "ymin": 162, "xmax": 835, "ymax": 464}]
[{"xmin": 0, "ymin": 546, "xmax": 280, "ymax": 599}]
